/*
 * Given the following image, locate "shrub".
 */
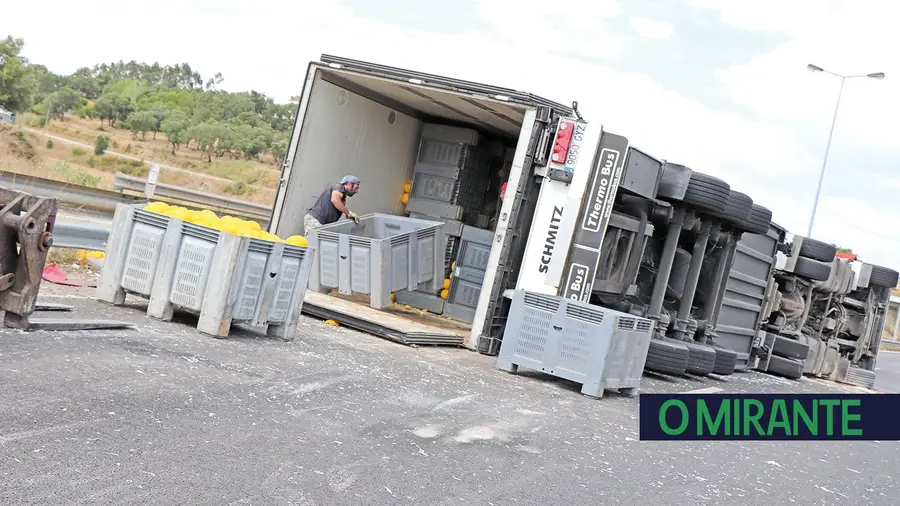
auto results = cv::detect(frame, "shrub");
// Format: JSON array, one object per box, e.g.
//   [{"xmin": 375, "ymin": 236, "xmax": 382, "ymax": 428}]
[
  {"xmin": 46, "ymin": 139, "xmax": 53, "ymax": 149},
  {"xmin": 49, "ymin": 161, "xmax": 101, "ymax": 188},
  {"xmin": 119, "ymin": 164, "xmax": 149, "ymax": 178},
  {"xmin": 223, "ymin": 181, "xmax": 248, "ymax": 196},
  {"xmin": 21, "ymin": 113, "xmax": 43, "ymax": 128},
  {"xmin": 94, "ymin": 135, "xmax": 110, "ymax": 155},
  {"xmin": 72, "ymin": 147, "xmax": 86, "ymax": 156}
]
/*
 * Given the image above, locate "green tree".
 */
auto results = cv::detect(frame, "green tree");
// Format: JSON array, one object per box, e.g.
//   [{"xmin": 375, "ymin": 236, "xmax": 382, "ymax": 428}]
[
  {"xmin": 126, "ymin": 110, "xmax": 157, "ymax": 140},
  {"xmin": 0, "ymin": 36, "xmax": 38, "ymax": 112},
  {"xmin": 94, "ymin": 92, "xmax": 133, "ymax": 127},
  {"xmin": 68, "ymin": 67, "xmax": 102, "ymax": 99},
  {"xmin": 232, "ymin": 124, "xmax": 271, "ymax": 160},
  {"xmin": 95, "ymin": 135, "xmax": 110, "ymax": 155},
  {"xmin": 266, "ymin": 103, "xmax": 297, "ymax": 132},
  {"xmin": 204, "ymin": 72, "xmax": 224, "ymax": 91},
  {"xmin": 103, "ymin": 78, "xmax": 144, "ymax": 102},
  {"xmin": 147, "ymin": 106, "xmax": 167, "ymax": 139},
  {"xmin": 270, "ymin": 134, "xmax": 289, "ymax": 164},
  {"xmin": 45, "ymin": 87, "xmax": 83, "ymax": 120},
  {"xmin": 186, "ymin": 122, "xmax": 220, "ymax": 162},
  {"xmin": 161, "ymin": 110, "xmax": 189, "ymax": 154},
  {"xmin": 213, "ymin": 122, "xmax": 237, "ymax": 158}
]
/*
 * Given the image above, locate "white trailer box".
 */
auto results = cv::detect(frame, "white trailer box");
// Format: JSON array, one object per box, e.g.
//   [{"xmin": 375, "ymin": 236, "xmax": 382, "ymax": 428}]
[{"xmin": 270, "ymin": 55, "xmax": 617, "ymax": 354}]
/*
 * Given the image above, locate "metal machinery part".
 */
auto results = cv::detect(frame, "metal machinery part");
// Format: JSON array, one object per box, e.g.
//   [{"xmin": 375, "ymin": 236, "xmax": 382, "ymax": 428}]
[
  {"xmin": 0, "ymin": 187, "xmax": 132, "ymax": 331},
  {"xmin": 753, "ymin": 233, "xmax": 897, "ymax": 387},
  {"xmin": 625, "ymin": 165, "xmax": 733, "ymax": 377}
]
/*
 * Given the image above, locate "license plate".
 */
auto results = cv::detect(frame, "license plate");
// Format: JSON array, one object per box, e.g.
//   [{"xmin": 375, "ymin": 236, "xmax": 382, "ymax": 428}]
[{"xmin": 563, "ymin": 122, "xmax": 587, "ymax": 173}]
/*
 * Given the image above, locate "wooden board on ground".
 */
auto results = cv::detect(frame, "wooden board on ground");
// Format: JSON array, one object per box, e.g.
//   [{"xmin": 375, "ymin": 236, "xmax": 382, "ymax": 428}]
[{"xmin": 302, "ymin": 291, "xmax": 468, "ymax": 347}]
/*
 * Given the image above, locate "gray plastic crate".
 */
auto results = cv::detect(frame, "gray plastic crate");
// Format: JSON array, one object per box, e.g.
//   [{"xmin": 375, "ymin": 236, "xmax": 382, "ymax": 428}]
[
  {"xmin": 443, "ymin": 226, "xmax": 493, "ymax": 324},
  {"xmin": 307, "ymin": 213, "xmax": 447, "ymax": 309},
  {"xmin": 118, "ymin": 209, "xmax": 169, "ymax": 297},
  {"xmin": 409, "ymin": 213, "xmax": 464, "ymax": 237},
  {"xmin": 405, "ymin": 123, "xmax": 492, "ymax": 222},
  {"xmin": 97, "ymin": 203, "xmax": 314, "ymax": 340},
  {"xmin": 497, "ymin": 290, "xmax": 656, "ymax": 399}
]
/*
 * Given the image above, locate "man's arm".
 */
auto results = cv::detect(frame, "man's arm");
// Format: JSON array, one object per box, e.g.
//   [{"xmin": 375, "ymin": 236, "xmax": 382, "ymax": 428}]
[{"xmin": 330, "ymin": 190, "xmax": 351, "ymax": 217}]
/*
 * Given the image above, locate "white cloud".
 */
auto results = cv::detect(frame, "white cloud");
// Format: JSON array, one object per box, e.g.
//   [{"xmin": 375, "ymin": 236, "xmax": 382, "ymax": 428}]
[
  {"xmin": 471, "ymin": 0, "xmax": 626, "ymax": 60},
  {"xmin": 680, "ymin": 0, "xmax": 900, "ymax": 267},
  {"xmin": 629, "ymin": 17, "xmax": 674, "ymax": 40},
  {"xmin": 813, "ymin": 196, "xmax": 900, "ymax": 264},
  {"xmin": 693, "ymin": 0, "xmax": 899, "ymax": 148},
  {"xmin": 5, "ymin": 0, "xmax": 899, "ymax": 268}
]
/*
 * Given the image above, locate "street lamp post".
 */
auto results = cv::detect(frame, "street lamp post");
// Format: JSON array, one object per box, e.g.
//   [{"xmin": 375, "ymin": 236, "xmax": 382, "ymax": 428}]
[{"xmin": 805, "ymin": 64, "xmax": 885, "ymax": 238}]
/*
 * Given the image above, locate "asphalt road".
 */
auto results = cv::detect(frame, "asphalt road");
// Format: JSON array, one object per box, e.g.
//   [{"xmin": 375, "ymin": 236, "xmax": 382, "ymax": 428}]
[
  {"xmin": 1, "ymin": 288, "xmax": 898, "ymax": 505},
  {"xmin": 875, "ymin": 350, "xmax": 900, "ymax": 392}
]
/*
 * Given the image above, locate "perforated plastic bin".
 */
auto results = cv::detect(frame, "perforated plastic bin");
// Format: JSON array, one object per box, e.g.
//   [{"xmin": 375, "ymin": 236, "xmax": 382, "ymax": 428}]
[
  {"xmin": 404, "ymin": 125, "xmax": 492, "ymax": 222},
  {"xmin": 307, "ymin": 213, "xmax": 447, "ymax": 309},
  {"xmin": 97, "ymin": 205, "xmax": 169, "ymax": 302},
  {"xmin": 443, "ymin": 226, "xmax": 493, "ymax": 324},
  {"xmin": 497, "ymin": 290, "xmax": 656, "ymax": 399},
  {"xmin": 97, "ymin": 203, "xmax": 314, "ymax": 339}
]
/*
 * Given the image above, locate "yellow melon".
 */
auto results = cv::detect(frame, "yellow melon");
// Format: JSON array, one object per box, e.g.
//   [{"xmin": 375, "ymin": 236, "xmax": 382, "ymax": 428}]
[
  {"xmin": 285, "ymin": 235, "xmax": 308, "ymax": 247},
  {"xmin": 143, "ymin": 201, "xmax": 169, "ymax": 214},
  {"xmin": 163, "ymin": 207, "xmax": 191, "ymax": 221}
]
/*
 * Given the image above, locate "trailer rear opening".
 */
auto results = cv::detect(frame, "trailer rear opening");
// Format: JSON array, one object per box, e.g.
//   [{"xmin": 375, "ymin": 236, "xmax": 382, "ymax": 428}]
[{"xmin": 268, "ymin": 55, "xmax": 583, "ymax": 350}]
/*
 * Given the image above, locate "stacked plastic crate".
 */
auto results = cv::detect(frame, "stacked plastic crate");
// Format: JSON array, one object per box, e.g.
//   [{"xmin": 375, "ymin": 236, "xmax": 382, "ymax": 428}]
[
  {"xmin": 442, "ymin": 225, "xmax": 494, "ymax": 324},
  {"xmin": 395, "ymin": 124, "xmax": 494, "ymax": 313}
]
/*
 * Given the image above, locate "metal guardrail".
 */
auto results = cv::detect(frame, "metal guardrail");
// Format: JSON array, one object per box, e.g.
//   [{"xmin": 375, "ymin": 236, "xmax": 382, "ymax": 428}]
[
  {"xmin": 113, "ymin": 172, "xmax": 272, "ymax": 218},
  {"xmin": 52, "ymin": 220, "xmax": 110, "ymax": 250},
  {"xmin": 0, "ymin": 171, "xmax": 143, "ymax": 214},
  {"xmin": 0, "ymin": 171, "xmax": 272, "ymax": 226}
]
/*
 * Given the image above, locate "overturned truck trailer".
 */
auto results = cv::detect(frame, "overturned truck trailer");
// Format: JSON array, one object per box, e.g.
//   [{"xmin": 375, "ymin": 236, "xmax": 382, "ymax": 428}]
[
  {"xmin": 715, "ymin": 227, "xmax": 898, "ymax": 387},
  {"xmin": 497, "ymin": 148, "xmax": 784, "ymax": 396}
]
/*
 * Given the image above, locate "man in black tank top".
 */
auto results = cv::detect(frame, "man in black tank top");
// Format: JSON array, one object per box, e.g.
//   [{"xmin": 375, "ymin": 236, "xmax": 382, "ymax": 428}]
[{"xmin": 304, "ymin": 175, "xmax": 360, "ymax": 234}]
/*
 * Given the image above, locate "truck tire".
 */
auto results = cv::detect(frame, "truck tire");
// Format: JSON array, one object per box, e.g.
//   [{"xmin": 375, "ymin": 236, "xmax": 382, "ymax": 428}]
[
  {"xmin": 681, "ymin": 172, "xmax": 731, "ymax": 213},
  {"xmin": 771, "ymin": 334, "xmax": 810, "ymax": 361},
  {"xmin": 842, "ymin": 367, "xmax": 876, "ymax": 389},
  {"xmin": 742, "ymin": 204, "xmax": 772, "ymax": 235},
  {"xmin": 715, "ymin": 190, "xmax": 753, "ymax": 227},
  {"xmin": 684, "ymin": 341, "xmax": 716, "ymax": 376},
  {"xmin": 644, "ymin": 338, "xmax": 689, "ymax": 375},
  {"xmin": 793, "ymin": 256, "xmax": 831, "ymax": 281},
  {"xmin": 868, "ymin": 264, "xmax": 900, "ymax": 288},
  {"xmin": 797, "ymin": 237, "xmax": 836, "ymax": 262},
  {"xmin": 765, "ymin": 355, "xmax": 803, "ymax": 380},
  {"xmin": 711, "ymin": 346, "xmax": 738, "ymax": 375}
]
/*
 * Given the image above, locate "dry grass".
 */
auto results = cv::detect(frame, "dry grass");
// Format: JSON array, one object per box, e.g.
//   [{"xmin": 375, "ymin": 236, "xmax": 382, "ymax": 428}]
[
  {"xmin": 2, "ymin": 119, "xmax": 278, "ymax": 206},
  {"xmin": 35, "ymin": 113, "xmax": 281, "ymax": 169},
  {"xmin": 47, "ymin": 248, "xmax": 83, "ymax": 266}
]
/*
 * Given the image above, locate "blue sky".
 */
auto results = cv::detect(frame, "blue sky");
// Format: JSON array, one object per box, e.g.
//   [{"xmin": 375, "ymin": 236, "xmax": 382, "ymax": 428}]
[{"xmin": 8, "ymin": 0, "xmax": 900, "ymax": 268}]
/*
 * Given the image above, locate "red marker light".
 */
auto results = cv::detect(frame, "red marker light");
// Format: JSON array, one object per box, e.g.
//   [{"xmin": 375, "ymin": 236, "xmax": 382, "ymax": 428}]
[{"xmin": 551, "ymin": 121, "xmax": 573, "ymax": 164}]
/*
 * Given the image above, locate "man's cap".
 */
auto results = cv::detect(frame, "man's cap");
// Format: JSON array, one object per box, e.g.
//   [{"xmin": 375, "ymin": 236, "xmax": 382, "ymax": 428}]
[{"xmin": 340, "ymin": 175, "xmax": 360, "ymax": 185}]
